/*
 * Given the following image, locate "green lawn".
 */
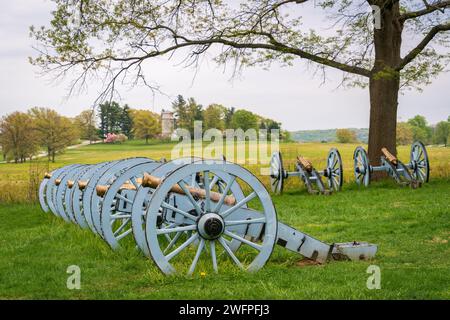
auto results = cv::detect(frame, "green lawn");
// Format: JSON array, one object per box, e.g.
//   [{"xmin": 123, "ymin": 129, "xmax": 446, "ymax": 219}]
[{"xmin": 0, "ymin": 179, "xmax": 448, "ymax": 299}]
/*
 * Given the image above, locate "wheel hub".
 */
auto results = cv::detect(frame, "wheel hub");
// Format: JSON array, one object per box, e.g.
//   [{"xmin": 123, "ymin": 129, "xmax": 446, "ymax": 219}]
[{"xmin": 197, "ymin": 213, "xmax": 224, "ymax": 240}]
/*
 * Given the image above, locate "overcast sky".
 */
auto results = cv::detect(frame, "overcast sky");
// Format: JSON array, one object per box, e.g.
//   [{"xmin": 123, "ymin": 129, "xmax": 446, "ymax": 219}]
[{"xmin": 0, "ymin": 0, "xmax": 449, "ymax": 131}]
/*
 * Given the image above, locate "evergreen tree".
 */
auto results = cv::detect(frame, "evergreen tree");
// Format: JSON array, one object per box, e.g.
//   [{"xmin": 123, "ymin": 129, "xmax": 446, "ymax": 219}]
[
  {"xmin": 120, "ymin": 104, "xmax": 134, "ymax": 139},
  {"xmin": 98, "ymin": 101, "xmax": 122, "ymax": 137}
]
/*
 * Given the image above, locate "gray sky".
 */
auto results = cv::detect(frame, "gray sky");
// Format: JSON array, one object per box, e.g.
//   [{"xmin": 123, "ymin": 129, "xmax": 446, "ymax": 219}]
[{"xmin": 0, "ymin": 0, "xmax": 449, "ymax": 131}]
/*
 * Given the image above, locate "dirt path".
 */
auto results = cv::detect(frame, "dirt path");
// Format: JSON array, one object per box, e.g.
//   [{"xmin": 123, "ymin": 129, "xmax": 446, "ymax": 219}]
[{"xmin": 0, "ymin": 140, "xmax": 100, "ymax": 164}]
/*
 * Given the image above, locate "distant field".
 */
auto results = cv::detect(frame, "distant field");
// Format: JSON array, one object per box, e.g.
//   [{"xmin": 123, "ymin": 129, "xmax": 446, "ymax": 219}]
[{"xmin": 0, "ymin": 140, "xmax": 448, "ymax": 203}]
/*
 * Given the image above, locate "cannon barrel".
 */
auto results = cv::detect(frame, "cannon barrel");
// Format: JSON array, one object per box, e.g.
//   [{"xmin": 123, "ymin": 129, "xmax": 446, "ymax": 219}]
[
  {"xmin": 67, "ymin": 180, "xmax": 75, "ymax": 189},
  {"xmin": 381, "ymin": 147, "xmax": 397, "ymax": 165},
  {"xmin": 78, "ymin": 180, "xmax": 88, "ymax": 190},
  {"xmin": 296, "ymin": 155, "xmax": 313, "ymax": 172},
  {"xmin": 142, "ymin": 173, "xmax": 236, "ymax": 206}
]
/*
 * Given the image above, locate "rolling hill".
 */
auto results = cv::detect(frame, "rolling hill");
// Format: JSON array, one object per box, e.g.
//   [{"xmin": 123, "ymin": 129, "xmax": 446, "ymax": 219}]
[{"xmin": 290, "ymin": 128, "xmax": 369, "ymax": 143}]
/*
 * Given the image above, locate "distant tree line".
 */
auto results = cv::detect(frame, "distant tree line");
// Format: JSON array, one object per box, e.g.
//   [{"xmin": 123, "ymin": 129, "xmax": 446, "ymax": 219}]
[
  {"xmin": 334, "ymin": 115, "xmax": 449, "ymax": 146},
  {"xmin": 96, "ymin": 101, "xmax": 161, "ymax": 143},
  {"xmin": 171, "ymin": 95, "xmax": 286, "ymax": 139},
  {"xmin": 0, "ymin": 102, "xmax": 162, "ymax": 163},
  {"xmin": 1, "ymin": 96, "xmax": 286, "ymax": 164},
  {"xmin": 0, "ymin": 108, "xmax": 80, "ymax": 163},
  {"xmin": 397, "ymin": 115, "xmax": 449, "ymax": 146}
]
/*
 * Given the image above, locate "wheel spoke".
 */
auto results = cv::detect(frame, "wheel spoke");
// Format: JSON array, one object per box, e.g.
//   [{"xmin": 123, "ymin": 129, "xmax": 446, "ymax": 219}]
[
  {"xmin": 116, "ymin": 228, "xmax": 132, "ymax": 241},
  {"xmin": 188, "ymin": 239, "xmax": 205, "ymax": 275},
  {"xmin": 111, "ymin": 213, "xmax": 131, "ymax": 219},
  {"xmin": 157, "ymin": 224, "xmax": 197, "ymax": 235},
  {"xmin": 161, "ymin": 201, "xmax": 197, "ymax": 221},
  {"xmin": 413, "ymin": 148, "xmax": 420, "ymax": 160},
  {"xmin": 333, "ymin": 176, "xmax": 339, "ymax": 188},
  {"xmin": 210, "ymin": 240, "xmax": 218, "ymax": 273},
  {"xmin": 164, "ymin": 231, "xmax": 183, "ymax": 254},
  {"xmin": 203, "ymin": 171, "xmax": 211, "ymax": 212},
  {"xmin": 218, "ymin": 237, "xmax": 244, "ymax": 269},
  {"xmin": 178, "ymin": 181, "xmax": 203, "ymax": 216},
  {"xmin": 209, "ymin": 176, "xmax": 219, "ymax": 190},
  {"xmin": 221, "ymin": 191, "xmax": 256, "ymax": 219},
  {"xmin": 417, "ymin": 168, "xmax": 425, "ymax": 181},
  {"xmin": 213, "ymin": 176, "xmax": 236, "ymax": 213},
  {"xmin": 331, "ymin": 154, "xmax": 337, "ymax": 169},
  {"xmin": 115, "ymin": 193, "xmax": 133, "ymax": 204},
  {"xmin": 113, "ymin": 218, "xmax": 130, "ymax": 236},
  {"xmin": 225, "ymin": 217, "xmax": 266, "ymax": 226},
  {"xmin": 224, "ymin": 230, "xmax": 262, "ymax": 251},
  {"xmin": 130, "ymin": 176, "xmax": 140, "ymax": 189},
  {"xmin": 166, "ymin": 233, "xmax": 199, "ymax": 261}
]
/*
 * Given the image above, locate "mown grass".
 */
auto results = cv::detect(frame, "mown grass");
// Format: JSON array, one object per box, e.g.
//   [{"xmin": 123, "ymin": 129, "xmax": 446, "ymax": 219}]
[
  {"xmin": 0, "ymin": 141, "xmax": 449, "ymax": 299},
  {"xmin": 0, "ymin": 179, "xmax": 448, "ymax": 299}
]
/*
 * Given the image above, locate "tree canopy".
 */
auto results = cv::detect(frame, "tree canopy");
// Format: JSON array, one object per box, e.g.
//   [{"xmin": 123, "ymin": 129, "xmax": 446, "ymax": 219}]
[
  {"xmin": 30, "ymin": 1, "xmax": 450, "ymax": 95},
  {"xmin": 336, "ymin": 128, "xmax": 358, "ymax": 143},
  {"xmin": 29, "ymin": 107, "xmax": 79, "ymax": 162},
  {"xmin": 30, "ymin": 0, "xmax": 450, "ymax": 167},
  {"xmin": 131, "ymin": 109, "xmax": 161, "ymax": 144},
  {"xmin": 74, "ymin": 109, "xmax": 98, "ymax": 143},
  {"xmin": 0, "ymin": 112, "xmax": 38, "ymax": 163}
]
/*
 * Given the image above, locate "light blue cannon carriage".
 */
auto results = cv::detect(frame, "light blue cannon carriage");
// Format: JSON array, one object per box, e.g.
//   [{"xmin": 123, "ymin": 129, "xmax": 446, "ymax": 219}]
[
  {"xmin": 39, "ymin": 157, "xmax": 377, "ymax": 275},
  {"xmin": 354, "ymin": 141, "xmax": 430, "ymax": 188},
  {"xmin": 269, "ymin": 148, "xmax": 344, "ymax": 195}
]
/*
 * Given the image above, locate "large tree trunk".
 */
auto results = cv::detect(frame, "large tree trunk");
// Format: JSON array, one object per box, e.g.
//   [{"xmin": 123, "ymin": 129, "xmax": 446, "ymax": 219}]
[
  {"xmin": 368, "ymin": 76, "xmax": 399, "ymax": 166},
  {"xmin": 367, "ymin": 2, "xmax": 403, "ymax": 179}
]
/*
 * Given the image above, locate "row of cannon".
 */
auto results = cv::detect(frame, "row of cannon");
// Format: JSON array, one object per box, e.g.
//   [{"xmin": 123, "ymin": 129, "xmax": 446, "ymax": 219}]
[
  {"xmin": 269, "ymin": 141, "xmax": 430, "ymax": 194},
  {"xmin": 39, "ymin": 157, "xmax": 377, "ymax": 275}
]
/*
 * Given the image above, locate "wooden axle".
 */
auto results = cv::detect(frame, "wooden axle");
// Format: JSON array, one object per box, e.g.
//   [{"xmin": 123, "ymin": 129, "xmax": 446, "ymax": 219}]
[
  {"xmin": 44, "ymin": 172, "xmax": 52, "ymax": 179},
  {"xmin": 296, "ymin": 156, "xmax": 313, "ymax": 172},
  {"xmin": 67, "ymin": 180, "xmax": 75, "ymax": 189},
  {"xmin": 55, "ymin": 179, "xmax": 62, "ymax": 186},
  {"xmin": 381, "ymin": 147, "xmax": 397, "ymax": 165}
]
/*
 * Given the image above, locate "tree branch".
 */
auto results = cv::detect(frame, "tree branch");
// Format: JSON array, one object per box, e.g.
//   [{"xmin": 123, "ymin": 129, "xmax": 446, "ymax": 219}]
[
  {"xmin": 399, "ymin": 0, "xmax": 450, "ymax": 21},
  {"xmin": 80, "ymin": 29, "xmax": 372, "ymax": 77},
  {"xmin": 397, "ymin": 22, "xmax": 450, "ymax": 70},
  {"xmin": 180, "ymin": 35, "xmax": 372, "ymax": 77}
]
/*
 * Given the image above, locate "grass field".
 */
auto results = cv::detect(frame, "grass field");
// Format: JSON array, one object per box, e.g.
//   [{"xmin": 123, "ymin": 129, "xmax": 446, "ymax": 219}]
[
  {"xmin": 0, "ymin": 141, "xmax": 449, "ymax": 299},
  {"xmin": 1, "ymin": 141, "xmax": 449, "ymax": 203}
]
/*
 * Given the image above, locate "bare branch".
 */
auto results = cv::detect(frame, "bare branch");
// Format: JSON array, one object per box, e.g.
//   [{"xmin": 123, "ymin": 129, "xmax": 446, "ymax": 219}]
[
  {"xmin": 397, "ymin": 22, "xmax": 450, "ymax": 70},
  {"xmin": 399, "ymin": 0, "xmax": 450, "ymax": 21}
]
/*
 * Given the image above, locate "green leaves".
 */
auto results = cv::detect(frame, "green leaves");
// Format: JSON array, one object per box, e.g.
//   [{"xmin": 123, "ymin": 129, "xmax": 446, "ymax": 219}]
[{"xmin": 29, "ymin": 0, "xmax": 450, "ymax": 98}]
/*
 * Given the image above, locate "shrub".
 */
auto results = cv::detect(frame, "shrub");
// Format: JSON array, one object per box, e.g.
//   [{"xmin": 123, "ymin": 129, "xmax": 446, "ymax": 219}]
[
  {"xmin": 104, "ymin": 133, "xmax": 128, "ymax": 144},
  {"xmin": 336, "ymin": 129, "xmax": 358, "ymax": 143}
]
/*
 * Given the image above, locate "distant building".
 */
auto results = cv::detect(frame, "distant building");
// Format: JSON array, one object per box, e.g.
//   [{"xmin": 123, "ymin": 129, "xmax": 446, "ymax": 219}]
[{"xmin": 161, "ymin": 109, "xmax": 175, "ymax": 138}]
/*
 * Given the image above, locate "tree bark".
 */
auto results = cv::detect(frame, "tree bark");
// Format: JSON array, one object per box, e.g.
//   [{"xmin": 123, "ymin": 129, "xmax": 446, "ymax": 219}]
[{"xmin": 367, "ymin": 1, "xmax": 403, "ymax": 179}]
